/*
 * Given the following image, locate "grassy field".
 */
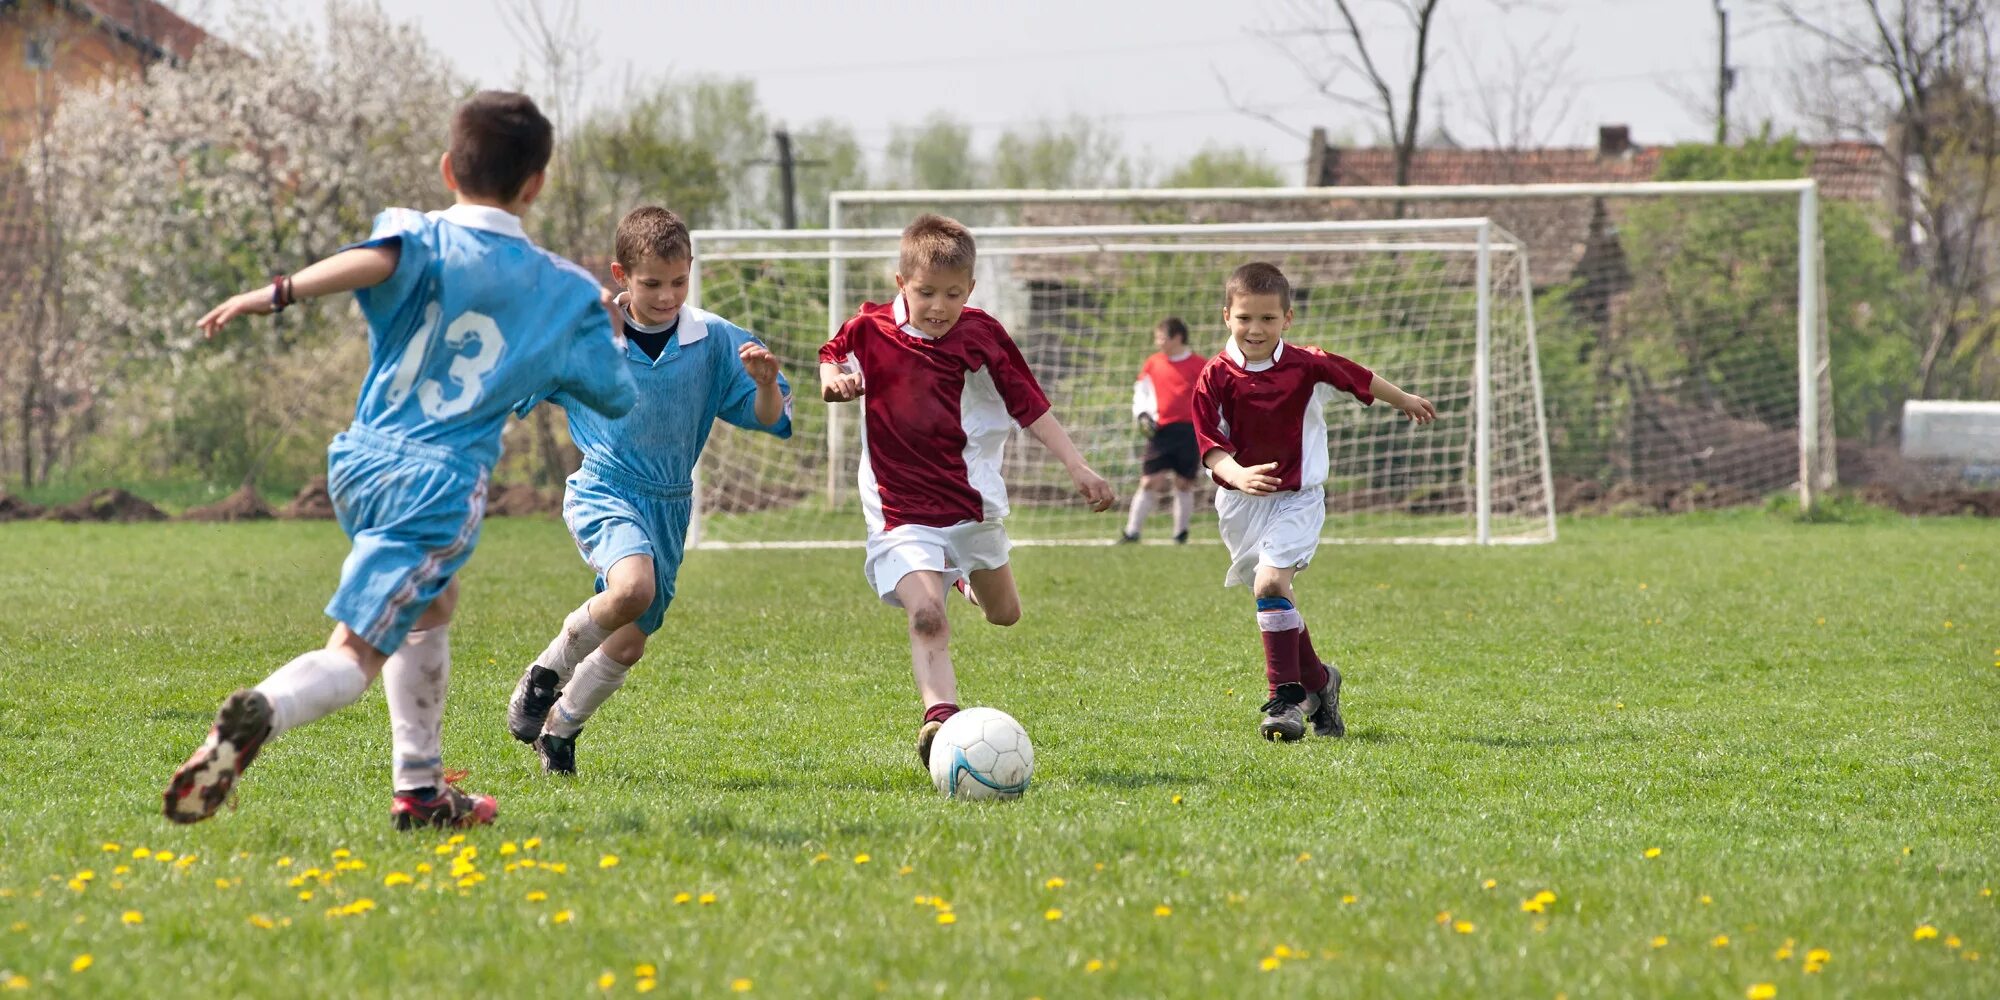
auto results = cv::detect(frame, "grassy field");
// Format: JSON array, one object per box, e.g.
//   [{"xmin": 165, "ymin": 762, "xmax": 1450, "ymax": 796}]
[{"xmin": 1, "ymin": 513, "xmax": 1995, "ymax": 998}]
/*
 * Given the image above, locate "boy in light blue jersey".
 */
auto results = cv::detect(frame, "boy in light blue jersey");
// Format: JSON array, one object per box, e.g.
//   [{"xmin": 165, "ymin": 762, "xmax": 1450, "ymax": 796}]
[
  {"xmin": 163, "ymin": 92, "xmax": 638, "ymax": 830},
  {"xmin": 507, "ymin": 206, "xmax": 792, "ymax": 774}
]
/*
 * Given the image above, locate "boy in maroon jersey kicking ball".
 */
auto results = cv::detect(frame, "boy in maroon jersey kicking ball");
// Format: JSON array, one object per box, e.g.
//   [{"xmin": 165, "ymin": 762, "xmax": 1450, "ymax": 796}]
[
  {"xmin": 818, "ymin": 214, "xmax": 1115, "ymax": 768},
  {"xmin": 1192, "ymin": 262, "xmax": 1436, "ymax": 742}
]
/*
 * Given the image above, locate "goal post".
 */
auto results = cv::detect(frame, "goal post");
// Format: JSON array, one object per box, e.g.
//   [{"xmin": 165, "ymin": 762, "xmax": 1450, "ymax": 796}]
[
  {"xmin": 687, "ymin": 218, "xmax": 1555, "ymax": 549},
  {"xmin": 831, "ymin": 181, "xmax": 1835, "ymax": 515}
]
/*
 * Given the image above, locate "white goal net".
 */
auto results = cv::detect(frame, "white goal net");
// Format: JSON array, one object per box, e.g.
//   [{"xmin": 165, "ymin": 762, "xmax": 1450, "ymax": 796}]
[{"xmin": 687, "ymin": 219, "xmax": 1554, "ymax": 548}]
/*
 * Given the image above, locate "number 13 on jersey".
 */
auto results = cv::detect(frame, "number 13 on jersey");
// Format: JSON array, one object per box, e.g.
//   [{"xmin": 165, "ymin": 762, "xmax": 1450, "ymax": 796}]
[{"xmin": 384, "ymin": 301, "xmax": 508, "ymax": 419}]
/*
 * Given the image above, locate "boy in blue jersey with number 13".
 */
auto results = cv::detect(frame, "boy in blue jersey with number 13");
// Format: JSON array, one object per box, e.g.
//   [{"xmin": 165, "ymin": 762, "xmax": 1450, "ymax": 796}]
[
  {"xmin": 163, "ymin": 91, "xmax": 638, "ymax": 830},
  {"xmin": 506, "ymin": 206, "xmax": 792, "ymax": 774}
]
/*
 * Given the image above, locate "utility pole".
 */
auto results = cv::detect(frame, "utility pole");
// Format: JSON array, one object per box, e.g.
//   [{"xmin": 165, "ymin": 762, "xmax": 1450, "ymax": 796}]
[
  {"xmin": 1714, "ymin": 0, "xmax": 1735, "ymax": 144},
  {"xmin": 754, "ymin": 129, "xmax": 825, "ymax": 229}
]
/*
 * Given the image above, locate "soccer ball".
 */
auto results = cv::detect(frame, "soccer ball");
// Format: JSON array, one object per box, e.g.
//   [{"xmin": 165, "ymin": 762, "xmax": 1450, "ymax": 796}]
[{"xmin": 929, "ymin": 707, "xmax": 1034, "ymax": 801}]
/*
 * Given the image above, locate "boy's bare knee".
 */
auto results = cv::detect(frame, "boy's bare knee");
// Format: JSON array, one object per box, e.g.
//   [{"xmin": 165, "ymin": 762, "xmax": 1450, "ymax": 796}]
[
  {"xmin": 601, "ymin": 578, "xmax": 655, "ymax": 624},
  {"xmin": 984, "ymin": 605, "xmax": 1022, "ymax": 627},
  {"xmin": 908, "ymin": 604, "xmax": 949, "ymax": 640}
]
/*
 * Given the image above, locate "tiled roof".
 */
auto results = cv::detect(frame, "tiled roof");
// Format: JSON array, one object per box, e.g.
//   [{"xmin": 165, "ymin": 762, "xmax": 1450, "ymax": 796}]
[{"xmin": 68, "ymin": 0, "xmax": 209, "ymax": 63}]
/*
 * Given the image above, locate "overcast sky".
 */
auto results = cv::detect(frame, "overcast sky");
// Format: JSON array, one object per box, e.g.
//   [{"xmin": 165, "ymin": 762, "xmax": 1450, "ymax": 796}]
[{"xmin": 234, "ymin": 0, "xmax": 1813, "ymax": 181}]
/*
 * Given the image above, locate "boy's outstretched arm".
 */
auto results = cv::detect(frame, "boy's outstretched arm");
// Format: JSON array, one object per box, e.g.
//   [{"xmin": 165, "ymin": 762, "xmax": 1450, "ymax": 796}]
[
  {"xmin": 1024, "ymin": 411, "xmax": 1115, "ymax": 512},
  {"xmin": 1369, "ymin": 374, "xmax": 1437, "ymax": 424},
  {"xmin": 819, "ymin": 361, "xmax": 864, "ymax": 402},
  {"xmin": 1203, "ymin": 448, "xmax": 1282, "ymax": 497},
  {"xmin": 196, "ymin": 246, "xmax": 400, "ymax": 337}
]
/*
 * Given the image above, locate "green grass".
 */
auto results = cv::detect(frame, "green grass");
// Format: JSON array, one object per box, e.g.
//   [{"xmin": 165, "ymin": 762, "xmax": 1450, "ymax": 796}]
[{"xmin": 2, "ymin": 514, "xmax": 1996, "ymax": 997}]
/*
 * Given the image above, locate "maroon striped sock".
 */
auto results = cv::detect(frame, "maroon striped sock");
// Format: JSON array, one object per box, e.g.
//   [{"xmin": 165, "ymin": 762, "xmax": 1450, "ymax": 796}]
[
  {"xmin": 923, "ymin": 702, "xmax": 959, "ymax": 726},
  {"xmin": 1298, "ymin": 624, "xmax": 1330, "ymax": 690}
]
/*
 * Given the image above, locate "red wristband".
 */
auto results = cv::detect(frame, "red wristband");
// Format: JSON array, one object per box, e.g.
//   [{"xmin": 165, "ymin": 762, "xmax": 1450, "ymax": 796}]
[{"xmin": 270, "ymin": 275, "xmax": 290, "ymax": 312}]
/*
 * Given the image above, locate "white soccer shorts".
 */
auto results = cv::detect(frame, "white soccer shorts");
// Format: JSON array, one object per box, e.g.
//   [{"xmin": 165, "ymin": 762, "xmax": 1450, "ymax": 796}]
[
  {"xmin": 1215, "ymin": 485, "xmax": 1326, "ymax": 588},
  {"xmin": 864, "ymin": 519, "xmax": 1012, "ymax": 606}
]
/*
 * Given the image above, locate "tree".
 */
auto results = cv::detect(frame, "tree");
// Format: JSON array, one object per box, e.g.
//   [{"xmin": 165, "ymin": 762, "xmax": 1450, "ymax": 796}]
[
  {"xmin": 1774, "ymin": 0, "xmax": 2000, "ymax": 398},
  {"xmin": 885, "ymin": 113, "xmax": 984, "ymax": 190},
  {"xmin": 1265, "ymin": 0, "xmax": 1443, "ymax": 197},
  {"xmin": 1159, "ymin": 147, "xmax": 1286, "ymax": 188},
  {"xmin": 991, "ymin": 116, "xmax": 1132, "ymax": 189}
]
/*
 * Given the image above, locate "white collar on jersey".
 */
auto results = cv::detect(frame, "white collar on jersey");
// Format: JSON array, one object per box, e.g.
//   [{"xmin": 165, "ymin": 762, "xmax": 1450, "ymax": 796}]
[
  {"xmin": 1165, "ymin": 349, "xmax": 1194, "ymax": 362},
  {"xmin": 431, "ymin": 203, "xmax": 528, "ymax": 240},
  {"xmin": 614, "ymin": 295, "xmax": 711, "ymax": 346},
  {"xmin": 891, "ymin": 293, "xmax": 945, "ymax": 340},
  {"xmin": 1224, "ymin": 336, "xmax": 1284, "ymax": 372}
]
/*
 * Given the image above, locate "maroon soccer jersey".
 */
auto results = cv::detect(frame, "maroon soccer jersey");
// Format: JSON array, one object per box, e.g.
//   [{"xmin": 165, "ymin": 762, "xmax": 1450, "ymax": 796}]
[
  {"xmin": 1133, "ymin": 350, "xmax": 1207, "ymax": 427},
  {"xmin": 820, "ymin": 296, "xmax": 1052, "ymax": 531},
  {"xmin": 1192, "ymin": 339, "xmax": 1375, "ymax": 492}
]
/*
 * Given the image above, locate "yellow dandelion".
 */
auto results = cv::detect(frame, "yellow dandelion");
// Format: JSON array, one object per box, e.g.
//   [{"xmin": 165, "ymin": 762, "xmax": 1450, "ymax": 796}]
[
  {"xmin": 248, "ymin": 914, "xmax": 275, "ymax": 929},
  {"xmin": 599, "ymin": 855, "xmax": 619, "ymax": 869},
  {"xmin": 1084, "ymin": 959, "xmax": 1103, "ymax": 973},
  {"xmin": 1520, "ymin": 899, "xmax": 1545, "ymax": 914},
  {"xmin": 525, "ymin": 837, "xmax": 542, "ymax": 849},
  {"xmin": 673, "ymin": 892, "xmax": 691, "ymax": 905},
  {"xmin": 546, "ymin": 863, "xmax": 568, "ymax": 875},
  {"xmin": 1435, "ymin": 911, "xmax": 1452, "ymax": 925},
  {"xmin": 1535, "ymin": 890, "xmax": 1557, "ymax": 905},
  {"xmin": 554, "ymin": 910, "xmax": 573, "ymax": 924},
  {"xmin": 1260, "ymin": 957, "xmax": 1281, "ymax": 972},
  {"xmin": 434, "ymin": 845, "xmax": 453, "ymax": 856},
  {"xmin": 1644, "ymin": 847, "xmax": 1662, "ymax": 859},
  {"xmin": 70, "ymin": 955, "xmax": 92, "ymax": 973},
  {"xmin": 121, "ymin": 910, "xmax": 142, "ymax": 925},
  {"xmin": 458, "ymin": 846, "xmax": 478, "ymax": 861},
  {"xmin": 698, "ymin": 893, "xmax": 716, "ymax": 905},
  {"xmin": 154, "ymin": 851, "xmax": 174, "ymax": 863},
  {"xmin": 730, "ymin": 979, "xmax": 753, "ymax": 993},
  {"xmin": 1454, "ymin": 920, "xmax": 1476, "ymax": 934},
  {"xmin": 66, "ymin": 879, "xmax": 86, "ymax": 893},
  {"xmin": 1045, "ymin": 877, "xmax": 1065, "ymax": 889},
  {"xmin": 936, "ymin": 912, "xmax": 956, "ymax": 925},
  {"xmin": 447, "ymin": 834, "xmax": 466, "ymax": 845},
  {"xmin": 8, "ymin": 923, "xmax": 24, "ymax": 933},
  {"xmin": 1273, "ymin": 945, "xmax": 1294, "ymax": 959},
  {"xmin": 1651, "ymin": 936, "xmax": 1669, "ymax": 949},
  {"xmin": 1965, "ymin": 951, "xmax": 1981, "ymax": 962},
  {"xmin": 499, "ymin": 842, "xmax": 518, "ymax": 856},
  {"xmin": 1805, "ymin": 948, "xmax": 1830, "ymax": 964},
  {"xmin": 1155, "ymin": 905, "xmax": 1173, "ymax": 917},
  {"xmin": 1947, "ymin": 936, "xmax": 1962, "ymax": 949},
  {"xmin": 112, "ymin": 866, "xmax": 129, "ymax": 876},
  {"xmin": 132, "ymin": 848, "xmax": 150, "ymax": 859},
  {"xmin": 636, "ymin": 980, "xmax": 656, "ymax": 994},
  {"xmin": 1296, "ymin": 852, "xmax": 1311, "ymax": 863},
  {"xmin": 5, "ymin": 974, "xmax": 29, "ymax": 989},
  {"xmin": 297, "ymin": 891, "xmax": 313, "ymax": 902},
  {"xmin": 1093, "ymin": 863, "xmax": 1105, "ymax": 872},
  {"xmin": 380, "ymin": 872, "xmax": 412, "ymax": 887},
  {"xmin": 635, "ymin": 964, "xmax": 656, "ymax": 979},
  {"xmin": 214, "ymin": 879, "xmax": 231, "ymax": 890},
  {"xmin": 331, "ymin": 849, "xmax": 350, "ymax": 860},
  {"xmin": 101, "ymin": 842, "xmax": 120, "ymax": 853},
  {"xmin": 1915, "ymin": 925, "xmax": 1939, "ymax": 940},
  {"xmin": 1340, "ymin": 894, "xmax": 1356, "ymax": 905},
  {"xmin": 810, "ymin": 852, "xmax": 830, "ymax": 865},
  {"xmin": 275, "ymin": 856, "xmax": 292, "ymax": 867},
  {"xmin": 415, "ymin": 863, "xmax": 432, "ymax": 874},
  {"xmin": 516, "ymin": 860, "xmax": 534, "ymax": 869},
  {"xmin": 897, "ymin": 866, "xmax": 914, "ymax": 876},
  {"xmin": 596, "ymin": 972, "xmax": 615, "ymax": 990},
  {"xmin": 1902, "ymin": 846, "xmax": 1912, "ymax": 856},
  {"xmin": 1172, "ymin": 794, "xmax": 1184, "ymax": 805},
  {"xmin": 1700, "ymin": 895, "xmax": 1713, "ymax": 905},
  {"xmin": 1045, "ymin": 908, "xmax": 1063, "ymax": 921},
  {"xmin": 1713, "ymin": 935, "xmax": 1731, "ymax": 948},
  {"xmin": 1774, "ymin": 947, "xmax": 1793, "ymax": 960},
  {"xmin": 1746, "ymin": 984, "xmax": 1776, "ymax": 1000},
  {"xmin": 1482, "ymin": 879, "xmax": 1497, "ymax": 890}
]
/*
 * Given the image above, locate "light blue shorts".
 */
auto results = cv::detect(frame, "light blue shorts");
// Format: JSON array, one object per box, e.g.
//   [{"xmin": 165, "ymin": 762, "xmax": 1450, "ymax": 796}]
[
  {"xmin": 323, "ymin": 427, "xmax": 488, "ymax": 655},
  {"xmin": 561, "ymin": 464, "xmax": 691, "ymax": 635}
]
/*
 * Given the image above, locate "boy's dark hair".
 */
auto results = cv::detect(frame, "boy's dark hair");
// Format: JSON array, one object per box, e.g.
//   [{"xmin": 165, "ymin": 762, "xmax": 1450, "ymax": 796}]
[
  {"xmin": 615, "ymin": 206, "xmax": 692, "ymax": 268},
  {"xmin": 899, "ymin": 214, "xmax": 976, "ymax": 277},
  {"xmin": 447, "ymin": 91, "xmax": 554, "ymax": 202},
  {"xmin": 1226, "ymin": 261, "xmax": 1292, "ymax": 311},
  {"xmin": 1156, "ymin": 316, "xmax": 1190, "ymax": 342}
]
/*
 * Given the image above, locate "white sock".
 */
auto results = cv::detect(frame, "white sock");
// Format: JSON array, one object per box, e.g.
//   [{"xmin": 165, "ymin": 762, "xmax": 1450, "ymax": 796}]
[
  {"xmin": 254, "ymin": 649, "xmax": 370, "ymax": 737},
  {"xmin": 384, "ymin": 626, "xmax": 450, "ymax": 792},
  {"xmin": 535, "ymin": 601, "xmax": 615, "ymax": 684},
  {"xmin": 1173, "ymin": 490, "xmax": 1194, "ymax": 536},
  {"xmin": 1124, "ymin": 490, "xmax": 1158, "ymax": 537},
  {"xmin": 544, "ymin": 649, "xmax": 634, "ymax": 739}
]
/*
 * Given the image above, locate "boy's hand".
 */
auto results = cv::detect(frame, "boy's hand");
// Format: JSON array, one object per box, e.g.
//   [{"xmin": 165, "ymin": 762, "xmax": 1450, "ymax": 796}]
[
  {"xmin": 1071, "ymin": 464, "xmax": 1115, "ymax": 512},
  {"xmin": 601, "ymin": 288, "xmax": 627, "ymax": 347},
  {"xmin": 1395, "ymin": 393, "xmax": 1437, "ymax": 424},
  {"xmin": 739, "ymin": 342, "xmax": 781, "ymax": 386},
  {"xmin": 1228, "ymin": 461, "xmax": 1282, "ymax": 497},
  {"xmin": 822, "ymin": 372, "xmax": 865, "ymax": 402},
  {"xmin": 196, "ymin": 288, "xmax": 276, "ymax": 338}
]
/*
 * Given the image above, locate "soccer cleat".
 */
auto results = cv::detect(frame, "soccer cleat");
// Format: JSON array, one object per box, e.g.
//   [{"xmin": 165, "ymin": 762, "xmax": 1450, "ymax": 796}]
[
  {"xmin": 1173, "ymin": 530, "xmax": 1189, "ymax": 545},
  {"xmin": 163, "ymin": 689, "xmax": 274, "ymax": 824},
  {"xmin": 1258, "ymin": 695, "xmax": 1309, "ymax": 743},
  {"xmin": 917, "ymin": 719, "xmax": 942, "ymax": 767},
  {"xmin": 391, "ymin": 773, "xmax": 498, "ymax": 830},
  {"xmin": 534, "ymin": 730, "xmax": 579, "ymax": 775},
  {"xmin": 507, "ymin": 665, "xmax": 563, "ymax": 744},
  {"xmin": 1310, "ymin": 664, "xmax": 1346, "ymax": 738},
  {"xmin": 1118, "ymin": 531, "xmax": 1140, "ymax": 544}
]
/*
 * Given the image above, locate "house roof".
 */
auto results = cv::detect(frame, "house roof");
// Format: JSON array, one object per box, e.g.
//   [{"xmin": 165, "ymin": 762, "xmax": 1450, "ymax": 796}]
[{"xmin": 66, "ymin": 0, "xmax": 208, "ymax": 63}]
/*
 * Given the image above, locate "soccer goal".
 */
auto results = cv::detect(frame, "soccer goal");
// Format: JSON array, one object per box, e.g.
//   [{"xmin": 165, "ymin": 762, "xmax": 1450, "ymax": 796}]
[
  {"xmin": 686, "ymin": 218, "xmax": 1554, "ymax": 549},
  {"xmin": 830, "ymin": 181, "xmax": 1834, "ymax": 516}
]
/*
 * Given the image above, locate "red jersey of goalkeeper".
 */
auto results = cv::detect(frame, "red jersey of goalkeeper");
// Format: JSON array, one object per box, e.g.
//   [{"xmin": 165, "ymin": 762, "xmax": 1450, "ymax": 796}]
[
  {"xmin": 1132, "ymin": 350, "xmax": 1206, "ymax": 427},
  {"xmin": 1192, "ymin": 338, "xmax": 1375, "ymax": 493},
  {"xmin": 819, "ymin": 295, "xmax": 1051, "ymax": 532}
]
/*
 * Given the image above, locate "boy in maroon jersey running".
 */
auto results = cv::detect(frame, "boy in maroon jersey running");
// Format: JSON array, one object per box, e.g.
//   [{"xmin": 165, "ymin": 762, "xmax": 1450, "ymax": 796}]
[
  {"xmin": 1192, "ymin": 262, "xmax": 1436, "ymax": 742},
  {"xmin": 818, "ymin": 214, "xmax": 1115, "ymax": 768}
]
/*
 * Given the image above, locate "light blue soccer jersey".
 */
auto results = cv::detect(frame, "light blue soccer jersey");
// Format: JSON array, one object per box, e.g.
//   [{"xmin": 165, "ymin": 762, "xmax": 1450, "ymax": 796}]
[
  {"xmin": 517, "ymin": 303, "xmax": 791, "ymax": 634},
  {"xmin": 347, "ymin": 204, "xmax": 637, "ymax": 470}
]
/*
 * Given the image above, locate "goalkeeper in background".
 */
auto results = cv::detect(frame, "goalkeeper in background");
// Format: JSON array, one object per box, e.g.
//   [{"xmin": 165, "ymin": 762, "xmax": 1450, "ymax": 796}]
[
  {"xmin": 505, "ymin": 205, "xmax": 792, "ymax": 775},
  {"xmin": 1120, "ymin": 316, "xmax": 1206, "ymax": 544},
  {"xmin": 1192, "ymin": 262, "xmax": 1435, "ymax": 743}
]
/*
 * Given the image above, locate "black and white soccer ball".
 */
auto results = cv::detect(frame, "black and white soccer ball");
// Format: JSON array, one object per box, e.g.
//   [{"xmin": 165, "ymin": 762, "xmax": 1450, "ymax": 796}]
[{"xmin": 928, "ymin": 707, "xmax": 1034, "ymax": 801}]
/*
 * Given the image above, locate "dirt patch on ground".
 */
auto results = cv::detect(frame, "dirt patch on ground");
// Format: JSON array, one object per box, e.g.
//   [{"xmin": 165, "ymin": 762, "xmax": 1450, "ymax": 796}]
[
  {"xmin": 486, "ymin": 482, "xmax": 559, "ymax": 517},
  {"xmin": 1552, "ymin": 476, "xmax": 1763, "ymax": 515},
  {"xmin": 181, "ymin": 484, "xmax": 276, "ymax": 522},
  {"xmin": 280, "ymin": 476, "xmax": 337, "ymax": 520},
  {"xmin": 44, "ymin": 488, "xmax": 167, "ymax": 522},
  {"xmin": 0, "ymin": 491, "xmax": 44, "ymax": 522}
]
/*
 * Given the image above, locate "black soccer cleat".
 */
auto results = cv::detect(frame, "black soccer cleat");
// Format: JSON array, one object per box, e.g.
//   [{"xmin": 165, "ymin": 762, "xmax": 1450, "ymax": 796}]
[
  {"xmin": 534, "ymin": 730, "xmax": 579, "ymax": 775},
  {"xmin": 1118, "ymin": 531, "xmax": 1140, "ymax": 544},
  {"xmin": 1173, "ymin": 530, "xmax": 1189, "ymax": 545},
  {"xmin": 507, "ymin": 665, "xmax": 563, "ymax": 744},
  {"xmin": 164, "ymin": 689, "xmax": 275, "ymax": 824},
  {"xmin": 1309, "ymin": 664, "xmax": 1346, "ymax": 738}
]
